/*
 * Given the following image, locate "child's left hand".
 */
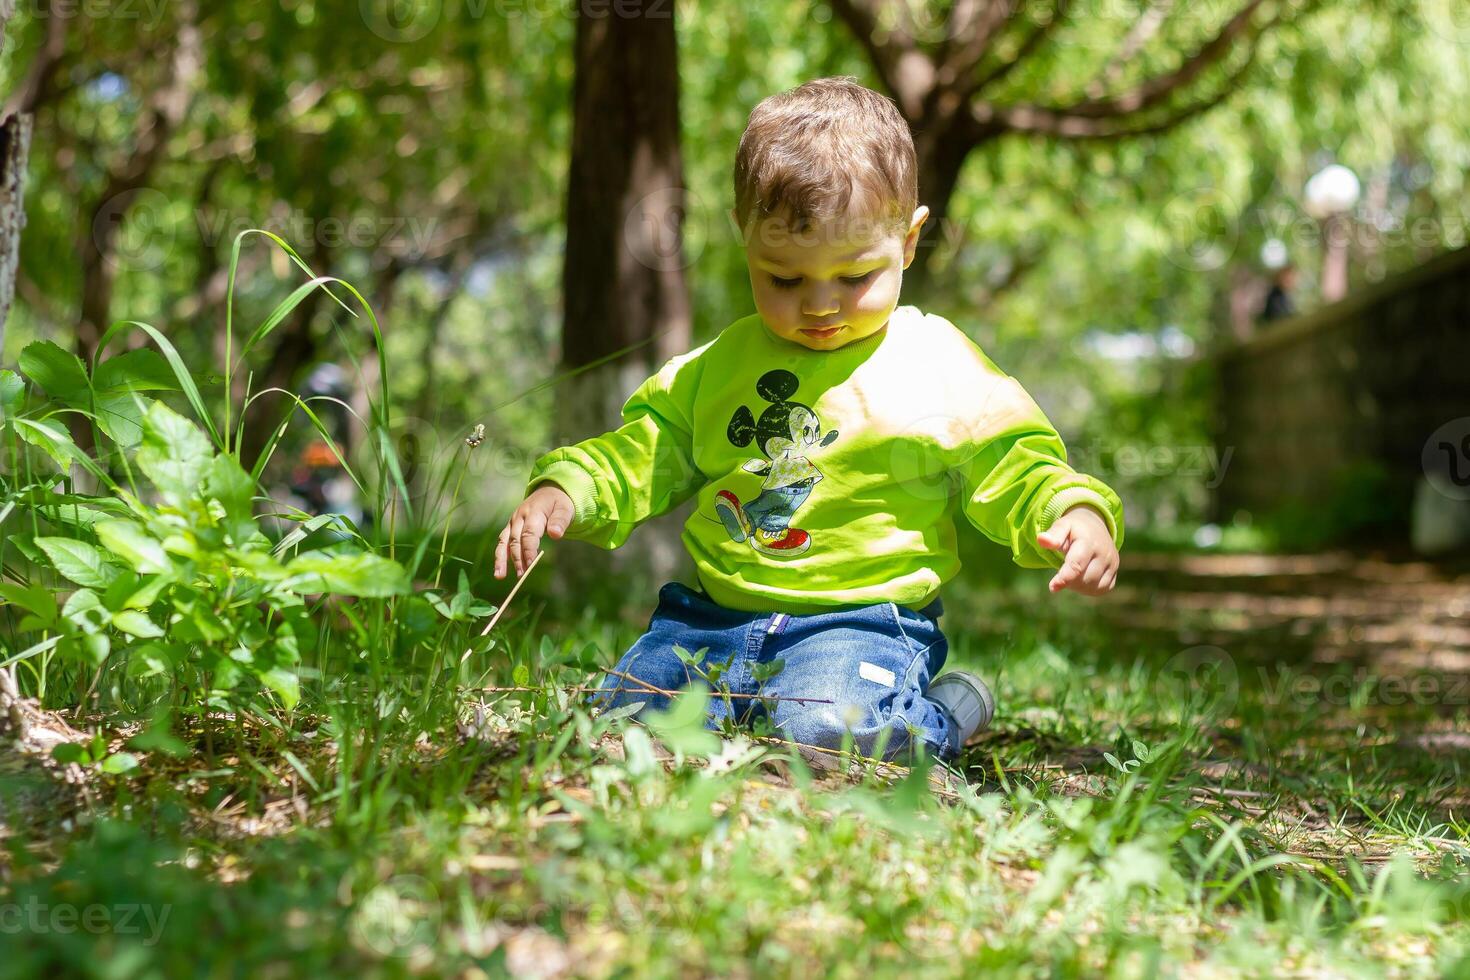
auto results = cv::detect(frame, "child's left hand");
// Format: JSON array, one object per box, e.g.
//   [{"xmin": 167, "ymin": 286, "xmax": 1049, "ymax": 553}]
[{"xmin": 1036, "ymin": 505, "xmax": 1119, "ymax": 596}]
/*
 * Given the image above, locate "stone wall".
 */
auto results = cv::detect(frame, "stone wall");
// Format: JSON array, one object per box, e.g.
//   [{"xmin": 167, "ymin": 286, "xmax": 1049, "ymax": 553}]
[{"xmin": 1214, "ymin": 246, "xmax": 1470, "ymax": 544}]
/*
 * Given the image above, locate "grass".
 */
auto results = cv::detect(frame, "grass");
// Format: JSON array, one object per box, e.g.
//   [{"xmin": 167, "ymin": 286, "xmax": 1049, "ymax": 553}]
[
  {"xmin": 3, "ymin": 551, "xmax": 1469, "ymax": 978},
  {"xmin": 2, "ymin": 236, "xmax": 1467, "ymax": 977}
]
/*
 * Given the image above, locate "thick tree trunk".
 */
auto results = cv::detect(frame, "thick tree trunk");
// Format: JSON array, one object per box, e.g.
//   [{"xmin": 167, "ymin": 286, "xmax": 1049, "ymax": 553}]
[
  {"xmin": 908, "ymin": 118, "xmax": 998, "ymax": 299},
  {"xmin": 0, "ymin": 111, "xmax": 31, "ymax": 357},
  {"xmin": 554, "ymin": 0, "xmax": 693, "ymax": 606}
]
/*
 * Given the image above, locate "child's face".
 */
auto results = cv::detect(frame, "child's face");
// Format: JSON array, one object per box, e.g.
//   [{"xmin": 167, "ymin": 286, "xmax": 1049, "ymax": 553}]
[{"xmin": 735, "ymin": 205, "xmax": 929, "ymax": 351}]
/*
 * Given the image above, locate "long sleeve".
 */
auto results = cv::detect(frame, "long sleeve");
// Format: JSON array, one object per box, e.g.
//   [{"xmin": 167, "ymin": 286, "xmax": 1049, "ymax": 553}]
[
  {"xmin": 522, "ymin": 354, "xmax": 705, "ymax": 551},
  {"xmin": 950, "ymin": 365, "xmax": 1124, "ymax": 571}
]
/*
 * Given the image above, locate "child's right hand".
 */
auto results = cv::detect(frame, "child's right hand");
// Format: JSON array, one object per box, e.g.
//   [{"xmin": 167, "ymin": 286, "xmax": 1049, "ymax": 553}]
[{"xmin": 494, "ymin": 483, "xmax": 576, "ymax": 578}]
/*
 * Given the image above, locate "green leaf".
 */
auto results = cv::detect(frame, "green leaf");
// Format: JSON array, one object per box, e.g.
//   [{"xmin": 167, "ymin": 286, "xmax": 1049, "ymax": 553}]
[
  {"xmin": 258, "ymin": 666, "xmax": 301, "ymax": 709},
  {"xmin": 0, "ymin": 369, "xmax": 23, "ymax": 417},
  {"xmin": 642, "ymin": 683, "xmax": 720, "ymax": 760},
  {"xmin": 14, "ymin": 417, "xmax": 75, "ymax": 474},
  {"xmin": 96, "ymin": 520, "xmax": 171, "ymax": 575},
  {"xmin": 52, "ymin": 742, "xmax": 90, "ymax": 765},
  {"xmin": 112, "ymin": 609, "xmax": 164, "ymax": 638},
  {"xmin": 62, "ymin": 588, "xmax": 109, "ymax": 634},
  {"xmin": 136, "ymin": 401, "xmax": 214, "ymax": 505},
  {"xmin": 283, "ymin": 551, "xmax": 410, "ymax": 597},
  {"xmin": 93, "ymin": 350, "xmax": 180, "ymax": 394},
  {"xmin": 127, "ymin": 719, "xmax": 189, "ymax": 757},
  {"xmin": 35, "ymin": 537, "xmax": 119, "ymax": 589},
  {"xmin": 126, "ymin": 642, "xmax": 184, "ymax": 679},
  {"xmin": 0, "ymin": 581, "xmax": 59, "ymax": 626},
  {"xmin": 19, "ymin": 341, "xmax": 89, "ymax": 405},
  {"xmin": 100, "ymin": 752, "xmax": 140, "ymax": 774},
  {"xmin": 92, "ymin": 391, "xmax": 150, "ymax": 448},
  {"xmin": 512, "ymin": 663, "xmax": 530, "ymax": 686},
  {"xmin": 78, "ymin": 632, "xmax": 111, "ymax": 666},
  {"xmin": 203, "ymin": 453, "xmax": 257, "ymax": 541}
]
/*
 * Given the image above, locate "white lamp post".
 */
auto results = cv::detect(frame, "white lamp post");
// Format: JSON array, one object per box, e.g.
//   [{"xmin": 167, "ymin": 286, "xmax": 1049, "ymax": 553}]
[{"xmin": 1304, "ymin": 164, "xmax": 1361, "ymax": 303}]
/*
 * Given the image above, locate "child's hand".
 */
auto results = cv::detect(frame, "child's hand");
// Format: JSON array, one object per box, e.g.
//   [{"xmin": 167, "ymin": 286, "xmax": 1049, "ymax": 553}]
[
  {"xmin": 494, "ymin": 484, "xmax": 575, "ymax": 579},
  {"xmin": 1036, "ymin": 505, "xmax": 1119, "ymax": 596}
]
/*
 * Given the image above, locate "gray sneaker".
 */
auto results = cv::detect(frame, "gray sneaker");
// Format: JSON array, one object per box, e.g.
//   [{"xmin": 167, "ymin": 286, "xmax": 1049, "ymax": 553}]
[{"xmin": 927, "ymin": 671, "xmax": 995, "ymax": 746}]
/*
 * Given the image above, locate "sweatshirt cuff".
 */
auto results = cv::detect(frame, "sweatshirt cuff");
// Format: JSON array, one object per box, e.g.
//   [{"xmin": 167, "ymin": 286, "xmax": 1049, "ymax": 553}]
[
  {"xmin": 526, "ymin": 460, "xmax": 600, "ymax": 529},
  {"xmin": 1038, "ymin": 485, "xmax": 1123, "ymax": 550}
]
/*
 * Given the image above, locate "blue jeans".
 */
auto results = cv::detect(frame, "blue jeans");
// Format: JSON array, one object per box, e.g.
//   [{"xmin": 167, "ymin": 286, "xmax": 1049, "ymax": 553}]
[{"xmin": 587, "ymin": 581, "xmax": 962, "ymax": 764}]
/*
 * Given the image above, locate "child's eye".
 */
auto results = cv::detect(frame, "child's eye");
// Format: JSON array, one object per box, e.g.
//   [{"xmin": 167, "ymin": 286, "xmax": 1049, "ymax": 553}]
[
  {"xmin": 769, "ymin": 275, "xmax": 801, "ymax": 289},
  {"xmin": 841, "ymin": 271, "xmax": 875, "ymax": 285}
]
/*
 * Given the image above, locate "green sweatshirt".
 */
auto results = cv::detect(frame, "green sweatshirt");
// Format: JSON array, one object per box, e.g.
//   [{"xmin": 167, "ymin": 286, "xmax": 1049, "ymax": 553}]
[{"xmin": 524, "ymin": 304, "xmax": 1124, "ymax": 614}]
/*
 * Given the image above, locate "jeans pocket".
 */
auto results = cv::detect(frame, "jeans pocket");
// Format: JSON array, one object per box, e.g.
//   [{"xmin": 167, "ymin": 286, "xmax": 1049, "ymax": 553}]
[{"xmin": 888, "ymin": 602, "xmax": 947, "ymax": 674}]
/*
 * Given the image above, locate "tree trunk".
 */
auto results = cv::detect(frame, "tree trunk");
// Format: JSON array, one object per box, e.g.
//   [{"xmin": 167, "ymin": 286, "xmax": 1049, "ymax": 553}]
[
  {"xmin": 908, "ymin": 118, "xmax": 998, "ymax": 299},
  {"xmin": 0, "ymin": 111, "xmax": 31, "ymax": 357},
  {"xmin": 554, "ymin": 0, "xmax": 694, "ymax": 608}
]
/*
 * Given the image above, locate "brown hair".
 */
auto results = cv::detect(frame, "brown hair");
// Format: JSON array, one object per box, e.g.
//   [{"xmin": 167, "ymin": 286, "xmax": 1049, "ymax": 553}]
[{"xmin": 733, "ymin": 76, "xmax": 917, "ymax": 235}]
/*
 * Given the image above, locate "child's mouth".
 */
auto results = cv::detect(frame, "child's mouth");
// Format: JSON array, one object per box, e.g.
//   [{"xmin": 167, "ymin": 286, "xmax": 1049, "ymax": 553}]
[{"xmin": 800, "ymin": 325, "xmax": 845, "ymax": 339}]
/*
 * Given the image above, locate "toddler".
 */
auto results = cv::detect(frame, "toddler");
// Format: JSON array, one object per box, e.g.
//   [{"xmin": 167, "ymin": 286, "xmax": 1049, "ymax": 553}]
[{"xmin": 494, "ymin": 77, "xmax": 1123, "ymax": 769}]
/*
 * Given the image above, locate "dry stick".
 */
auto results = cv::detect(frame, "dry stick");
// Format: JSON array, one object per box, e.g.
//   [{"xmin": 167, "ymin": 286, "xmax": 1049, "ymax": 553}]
[{"xmin": 462, "ymin": 548, "xmax": 545, "ymax": 664}]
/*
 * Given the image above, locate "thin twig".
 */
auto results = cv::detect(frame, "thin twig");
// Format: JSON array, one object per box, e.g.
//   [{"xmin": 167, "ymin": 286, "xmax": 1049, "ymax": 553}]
[{"xmin": 462, "ymin": 549, "xmax": 544, "ymax": 663}]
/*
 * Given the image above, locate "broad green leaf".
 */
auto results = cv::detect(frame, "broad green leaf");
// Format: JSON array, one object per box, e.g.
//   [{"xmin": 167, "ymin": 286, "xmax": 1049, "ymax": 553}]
[
  {"xmin": 283, "ymin": 551, "xmax": 410, "ymax": 597},
  {"xmin": 19, "ymin": 341, "xmax": 89, "ymax": 405},
  {"xmin": 52, "ymin": 743, "xmax": 90, "ymax": 765},
  {"xmin": 258, "ymin": 666, "xmax": 301, "ymax": 709},
  {"xmin": 0, "ymin": 581, "xmax": 59, "ymax": 625},
  {"xmin": 35, "ymin": 537, "xmax": 119, "ymax": 589},
  {"xmin": 96, "ymin": 520, "xmax": 172, "ymax": 574},
  {"xmin": 92, "ymin": 391, "xmax": 150, "ymax": 449},
  {"xmin": 0, "ymin": 369, "xmax": 23, "ymax": 416},
  {"xmin": 62, "ymin": 588, "xmax": 109, "ymax": 634},
  {"xmin": 112, "ymin": 610, "xmax": 164, "ymax": 638},
  {"xmin": 100, "ymin": 752, "xmax": 140, "ymax": 774},
  {"xmin": 126, "ymin": 642, "xmax": 183, "ymax": 679},
  {"xmin": 136, "ymin": 401, "xmax": 214, "ymax": 505},
  {"xmin": 93, "ymin": 350, "xmax": 180, "ymax": 393},
  {"xmin": 14, "ymin": 417, "xmax": 75, "ymax": 474},
  {"xmin": 204, "ymin": 453, "xmax": 257, "ymax": 541},
  {"xmin": 78, "ymin": 632, "xmax": 111, "ymax": 666},
  {"xmin": 127, "ymin": 718, "xmax": 189, "ymax": 756},
  {"xmin": 642, "ymin": 682, "xmax": 721, "ymax": 759}
]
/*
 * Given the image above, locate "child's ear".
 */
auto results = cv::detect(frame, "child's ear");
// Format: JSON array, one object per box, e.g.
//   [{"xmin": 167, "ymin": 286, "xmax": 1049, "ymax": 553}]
[{"xmin": 902, "ymin": 205, "xmax": 931, "ymax": 269}]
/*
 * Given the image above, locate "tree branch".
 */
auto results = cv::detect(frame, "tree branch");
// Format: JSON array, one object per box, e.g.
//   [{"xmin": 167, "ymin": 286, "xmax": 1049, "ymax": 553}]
[
  {"xmin": 967, "ymin": 1, "xmax": 1066, "ymax": 98},
  {"xmin": 825, "ymin": 0, "xmax": 932, "ymax": 117},
  {"xmin": 973, "ymin": 46, "xmax": 1260, "ymax": 139},
  {"xmin": 1039, "ymin": 0, "xmax": 1269, "ymax": 120},
  {"xmin": 936, "ymin": 0, "xmax": 1019, "ymax": 89},
  {"xmin": 3, "ymin": 1, "xmax": 70, "ymax": 116}
]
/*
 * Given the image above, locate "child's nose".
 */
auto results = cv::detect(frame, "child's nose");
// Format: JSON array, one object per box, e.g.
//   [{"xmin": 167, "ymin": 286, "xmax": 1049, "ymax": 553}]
[{"xmin": 801, "ymin": 290, "xmax": 840, "ymax": 318}]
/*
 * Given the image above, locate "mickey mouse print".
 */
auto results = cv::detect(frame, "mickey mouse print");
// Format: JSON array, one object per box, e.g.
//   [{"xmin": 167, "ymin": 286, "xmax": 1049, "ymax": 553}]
[{"xmin": 714, "ymin": 369, "xmax": 839, "ymax": 558}]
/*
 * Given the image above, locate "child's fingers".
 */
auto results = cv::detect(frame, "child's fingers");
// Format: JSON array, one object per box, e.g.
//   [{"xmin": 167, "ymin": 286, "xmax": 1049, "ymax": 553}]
[
  {"xmin": 1036, "ymin": 524, "xmax": 1071, "ymax": 553},
  {"xmin": 547, "ymin": 495, "xmax": 574, "ymax": 538},
  {"xmin": 1048, "ymin": 543, "xmax": 1094, "ymax": 593},
  {"xmin": 493, "ymin": 524, "xmax": 510, "ymax": 579},
  {"xmin": 507, "ymin": 512, "xmax": 525, "ymax": 575},
  {"xmin": 1098, "ymin": 564, "xmax": 1118, "ymax": 593},
  {"xmin": 519, "ymin": 509, "xmax": 549, "ymax": 569},
  {"xmin": 1080, "ymin": 555, "xmax": 1109, "ymax": 591}
]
